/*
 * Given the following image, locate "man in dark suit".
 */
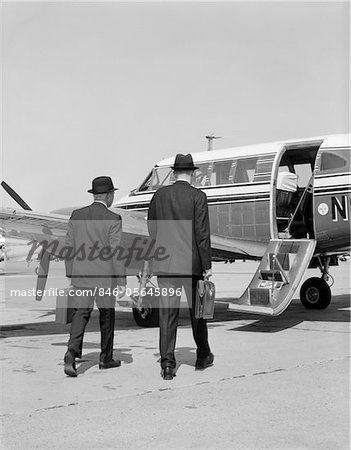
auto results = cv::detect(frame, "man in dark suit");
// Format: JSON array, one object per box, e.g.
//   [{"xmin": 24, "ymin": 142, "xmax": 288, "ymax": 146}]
[
  {"xmin": 64, "ymin": 176, "xmax": 126, "ymax": 377},
  {"xmin": 148, "ymin": 154, "xmax": 214, "ymax": 380}
]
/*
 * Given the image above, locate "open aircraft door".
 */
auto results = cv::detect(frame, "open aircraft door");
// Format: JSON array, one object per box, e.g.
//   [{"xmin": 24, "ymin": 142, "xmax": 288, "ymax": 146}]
[{"xmin": 227, "ymin": 239, "xmax": 316, "ymax": 316}]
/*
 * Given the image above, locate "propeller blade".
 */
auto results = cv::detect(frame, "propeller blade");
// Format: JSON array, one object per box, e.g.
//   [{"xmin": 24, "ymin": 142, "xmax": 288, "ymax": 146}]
[
  {"xmin": 35, "ymin": 250, "xmax": 51, "ymax": 301},
  {"xmin": 1, "ymin": 181, "xmax": 32, "ymax": 211}
]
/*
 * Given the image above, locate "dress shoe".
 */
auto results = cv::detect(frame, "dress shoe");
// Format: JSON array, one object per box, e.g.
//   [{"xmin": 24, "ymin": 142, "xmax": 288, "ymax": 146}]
[
  {"xmin": 195, "ymin": 352, "xmax": 214, "ymax": 371},
  {"xmin": 64, "ymin": 360, "xmax": 77, "ymax": 377},
  {"xmin": 161, "ymin": 366, "xmax": 176, "ymax": 380},
  {"xmin": 99, "ymin": 359, "xmax": 121, "ymax": 370}
]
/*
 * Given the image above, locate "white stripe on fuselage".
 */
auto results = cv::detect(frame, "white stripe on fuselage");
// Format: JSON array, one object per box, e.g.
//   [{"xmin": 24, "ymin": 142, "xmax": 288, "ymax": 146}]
[
  {"xmin": 115, "ymin": 183, "xmax": 271, "ymax": 209},
  {"xmin": 314, "ymin": 173, "xmax": 351, "ymax": 188}
]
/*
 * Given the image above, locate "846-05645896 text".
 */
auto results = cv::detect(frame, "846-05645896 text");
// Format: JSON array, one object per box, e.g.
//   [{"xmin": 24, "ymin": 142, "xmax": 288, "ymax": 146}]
[{"xmin": 102, "ymin": 287, "xmax": 182, "ymax": 297}]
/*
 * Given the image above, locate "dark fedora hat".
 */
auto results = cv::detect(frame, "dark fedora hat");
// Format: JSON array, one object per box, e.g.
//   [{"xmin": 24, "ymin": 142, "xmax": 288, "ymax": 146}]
[
  {"xmin": 171, "ymin": 153, "xmax": 198, "ymax": 171},
  {"xmin": 88, "ymin": 176, "xmax": 118, "ymax": 194}
]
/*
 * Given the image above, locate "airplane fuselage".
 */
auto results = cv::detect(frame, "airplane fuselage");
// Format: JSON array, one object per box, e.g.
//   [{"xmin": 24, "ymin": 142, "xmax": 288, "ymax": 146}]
[{"xmin": 114, "ymin": 134, "xmax": 350, "ymax": 260}]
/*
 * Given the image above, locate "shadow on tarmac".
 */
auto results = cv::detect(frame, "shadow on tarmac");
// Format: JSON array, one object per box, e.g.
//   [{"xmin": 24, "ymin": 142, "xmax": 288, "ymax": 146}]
[
  {"xmin": 224, "ymin": 294, "xmax": 350, "ymax": 333},
  {"xmin": 149, "ymin": 347, "xmax": 198, "ymax": 374},
  {"xmin": 56, "ymin": 347, "xmax": 134, "ymax": 375},
  {"xmin": 0, "ymin": 294, "xmax": 349, "ymax": 339},
  {"xmin": 56, "ymin": 347, "xmax": 197, "ymax": 376}
]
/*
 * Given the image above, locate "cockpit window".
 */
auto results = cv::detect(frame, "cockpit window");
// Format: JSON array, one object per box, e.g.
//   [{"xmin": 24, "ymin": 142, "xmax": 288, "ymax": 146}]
[{"xmin": 138, "ymin": 167, "xmax": 174, "ymax": 192}]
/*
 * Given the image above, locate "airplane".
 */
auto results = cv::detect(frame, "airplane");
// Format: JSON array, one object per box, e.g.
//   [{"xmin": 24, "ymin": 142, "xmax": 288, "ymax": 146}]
[{"xmin": 0, "ymin": 134, "xmax": 349, "ymax": 327}]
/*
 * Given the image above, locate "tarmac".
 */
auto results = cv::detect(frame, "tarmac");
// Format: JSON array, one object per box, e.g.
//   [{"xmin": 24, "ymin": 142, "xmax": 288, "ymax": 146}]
[{"xmin": 0, "ymin": 260, "xmax": 350, "ymax": 449}]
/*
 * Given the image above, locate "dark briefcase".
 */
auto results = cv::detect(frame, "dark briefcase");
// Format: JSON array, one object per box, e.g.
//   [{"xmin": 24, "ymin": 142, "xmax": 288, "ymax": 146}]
[
  {"xmin": 56, "ymin": 288, "xmax": 74, "ymax": 324},
  {"xmin": 195, "ymin": 279, "xmax": 216, "ymax": 319}
]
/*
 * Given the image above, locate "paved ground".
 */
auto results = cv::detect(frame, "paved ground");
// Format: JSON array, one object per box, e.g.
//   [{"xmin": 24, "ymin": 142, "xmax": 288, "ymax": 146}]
[{"xmin": 0, "ymin": 260, "xmax": 350, "ymax": 449}]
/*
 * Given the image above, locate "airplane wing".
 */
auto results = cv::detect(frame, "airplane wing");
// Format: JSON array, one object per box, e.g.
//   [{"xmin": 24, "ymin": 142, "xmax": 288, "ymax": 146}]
[
  {"xmin": 0, "ymin": 207, "xmax": 150, "ymax": 262},
  {"xmin": 0, "ymin": 205, "xmax": 268, "ymax": 301},
  {"xmin": 0, "ymin": 207, "xmax": 267, "ymax": 261},
  {"xmin": 0, "ymin": 207, "xmax": 69, "ymax": 243}
]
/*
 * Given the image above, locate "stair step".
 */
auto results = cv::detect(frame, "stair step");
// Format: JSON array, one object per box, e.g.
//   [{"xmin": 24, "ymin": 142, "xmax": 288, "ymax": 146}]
[
  {"xmin": 249, "ymin": 287, "xmax": 271, "ymax": 305},
  {"xmin": 230, "ymin": 238, "xmax": 316, "ymax": 316},
  {"xmin": 260, "ymin": 269, "xmax": 285, "ymax": 282},
  {"xmin": 227, "ymin": 303, "xmax": 274, "ymax": 316}
]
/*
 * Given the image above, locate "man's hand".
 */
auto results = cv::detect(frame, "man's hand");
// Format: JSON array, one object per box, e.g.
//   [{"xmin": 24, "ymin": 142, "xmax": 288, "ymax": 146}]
[
  {"xmin": 116, "ymin": 285, "xmax": 126, "ymax": 299},
  {"xmin": 204, "ymin": 269, "xmax": 212, "ymax": 279}
]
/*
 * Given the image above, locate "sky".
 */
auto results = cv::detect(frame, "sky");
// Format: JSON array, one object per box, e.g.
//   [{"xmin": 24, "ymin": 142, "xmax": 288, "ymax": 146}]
[{"xmin": 1, "ymin": 1, "xmax": 349, "ymax": 211}]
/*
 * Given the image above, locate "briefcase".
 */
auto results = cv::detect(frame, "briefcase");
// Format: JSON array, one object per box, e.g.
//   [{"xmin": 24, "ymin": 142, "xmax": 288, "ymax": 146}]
[
  {"xmin": 195, "ymin": 279, "xmax": 216, "ymax": 319},
  {"xmin": 55, "ymin": 288, "xmax": 74, "ymax": 324}
]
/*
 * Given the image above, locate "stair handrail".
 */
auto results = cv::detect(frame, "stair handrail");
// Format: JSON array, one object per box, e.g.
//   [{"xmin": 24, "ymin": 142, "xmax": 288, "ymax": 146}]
[{"xmin": 287, "ymin": 175, "xmax": 314, "ymax": 230}]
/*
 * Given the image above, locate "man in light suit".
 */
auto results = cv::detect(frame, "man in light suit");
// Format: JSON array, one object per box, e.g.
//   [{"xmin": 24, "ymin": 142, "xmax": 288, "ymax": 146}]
[
  {"xmin": 64, "ymin": 176, "xmax": 126, "ymax": 377},
  {"xmin": 148, "ymin": 154, "xmax": 214, "ymax": 380}
]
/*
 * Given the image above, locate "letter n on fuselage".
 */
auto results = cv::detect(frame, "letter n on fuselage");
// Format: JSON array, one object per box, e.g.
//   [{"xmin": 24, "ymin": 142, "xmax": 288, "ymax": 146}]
[{"xmin": 332, "ymin": 195, "xmax": 348, "ymax": 222}]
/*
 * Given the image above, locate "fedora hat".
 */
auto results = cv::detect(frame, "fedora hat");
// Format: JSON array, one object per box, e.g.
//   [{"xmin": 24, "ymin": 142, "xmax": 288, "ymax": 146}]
[
  {"xmin": 88, "ymin": 176, "xmax": 118, "ymax": 194},
  {"xmin": 171, "ymin": 154, "xmax": 198, "ymax": 171}
]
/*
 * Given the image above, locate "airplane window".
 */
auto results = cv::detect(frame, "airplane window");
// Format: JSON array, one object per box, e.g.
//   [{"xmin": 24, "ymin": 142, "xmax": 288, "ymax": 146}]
[
  {"xmin": 234, "ymin": 158, "xmax": 258, "ymax": 183},
  {"xmin": 196, "ymin": 160, "xmax": 234, "ymax": 186},
  {"xmin": 138, "ymin": 167, "xmax": 173, "ymax": 192},
  {"xmin": 319, "ymin": 152, "xmax": 349, "ymax": 174},
  {"xmin": 208, "ymin": 164, "xmax": 216, "ymax": 186},
  {"xmin": 211, "ymin": 160, "xmax": 233, "ymax": 185},
  {"xmin": 193, "ymin": 163, "xmax": 210, "ymax": 187}
]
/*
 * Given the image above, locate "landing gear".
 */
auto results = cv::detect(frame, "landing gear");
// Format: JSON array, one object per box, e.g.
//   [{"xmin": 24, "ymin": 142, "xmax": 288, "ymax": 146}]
[
  {"xmin": 300, "ymin": 256, "xmax": 332, "ymax": 309},
  {"xmin": 132, "ymin": 293, "xmax": 159, "ymax": 327},
  {"xmin": 300, "ymin": 277, "xmax": 331, "ymax": 309},
  {"xmin": 131, "ymin": 260, "xmax": 160, "ymax": 328}
]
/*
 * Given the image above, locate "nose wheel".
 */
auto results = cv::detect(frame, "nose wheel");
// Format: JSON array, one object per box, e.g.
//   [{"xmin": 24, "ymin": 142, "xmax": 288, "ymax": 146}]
[
  {"xmin": 300, "ymin": 277, "xmax": 331, "ymax": 309},
  {"xmin": 132, "ymin": 293, "xmax": 160, "ymax": 327},
  {"xmin": 131, "ymin": 260, "xmax": 160, "ymax": 327}
]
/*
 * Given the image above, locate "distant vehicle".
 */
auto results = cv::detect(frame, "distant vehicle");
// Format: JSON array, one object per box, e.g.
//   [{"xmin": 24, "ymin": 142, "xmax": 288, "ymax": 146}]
[{"xmin": 0, "ymin": 134, "xmax": 350, "ymax": 326}]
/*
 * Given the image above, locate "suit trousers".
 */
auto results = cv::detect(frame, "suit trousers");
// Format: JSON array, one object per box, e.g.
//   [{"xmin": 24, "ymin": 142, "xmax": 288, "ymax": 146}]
[
  {"xmin": 157, "ymin": 276, "xmax": 211, "ymax": 369},
  {"xmin": 65, "ymin": 287, "xmax": 115, "ymax": 363}
]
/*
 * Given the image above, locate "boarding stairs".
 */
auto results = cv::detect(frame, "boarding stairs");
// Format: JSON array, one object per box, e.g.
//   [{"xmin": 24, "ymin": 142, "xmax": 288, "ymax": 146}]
[{"xmin": 227, "ymin": 239, "xmax": 316, "ymax": 316}]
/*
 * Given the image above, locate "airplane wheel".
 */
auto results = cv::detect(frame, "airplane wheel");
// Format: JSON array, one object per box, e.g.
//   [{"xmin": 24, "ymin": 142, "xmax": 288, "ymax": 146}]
[
  {"xmin": 132, "ymin": 294, "xmax": 160, "ymax": 328},
  {"xmin": 300, "ymin": 277, "xmax": 331, "ymax": 310}
]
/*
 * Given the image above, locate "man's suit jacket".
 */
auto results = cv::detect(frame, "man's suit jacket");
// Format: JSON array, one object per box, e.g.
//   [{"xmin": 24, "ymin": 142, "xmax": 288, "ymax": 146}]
[
  {"xmin": 65, "ymin": 202, "xmax": 126, "ymax": 288},
  {"xmin": 147, "ymin": 180, "xmax": 211, "ymax": 276}
]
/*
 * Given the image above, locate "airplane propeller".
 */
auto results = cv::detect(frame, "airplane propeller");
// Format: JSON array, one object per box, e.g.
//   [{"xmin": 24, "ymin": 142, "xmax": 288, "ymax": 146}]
[
  {"xmin": 1, "ymin": 181, "xmax": 51, "ymax": 301},
  {"xmin": 1, "ymin": 181, "xmax": 32, "ymax": 211}
]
